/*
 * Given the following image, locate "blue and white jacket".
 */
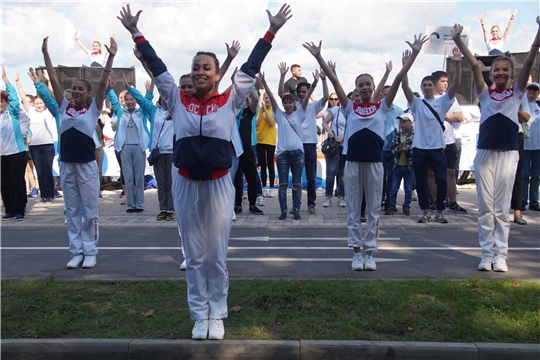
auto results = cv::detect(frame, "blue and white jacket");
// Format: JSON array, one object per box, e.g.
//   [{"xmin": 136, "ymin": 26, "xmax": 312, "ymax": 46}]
[{"xmin": 1, "ymin": 84, "xmax": 28, "ymax": 156}]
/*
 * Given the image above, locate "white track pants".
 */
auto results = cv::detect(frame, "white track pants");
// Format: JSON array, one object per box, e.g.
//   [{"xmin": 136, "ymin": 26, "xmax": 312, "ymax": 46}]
[
  {"xmin": 60, "ymin": 161, "xmax": 99, "ymax": 256},
  {"xmin": 345, "ymin": 161, "xmax": 382, "ymax": 252},
  {"xmin": 172, "ymin": 173, "xmax": 234, "ymax": 320},
  {"xmin": 474, "ymin": 149, "xmax": 518, "ymax": 256}
]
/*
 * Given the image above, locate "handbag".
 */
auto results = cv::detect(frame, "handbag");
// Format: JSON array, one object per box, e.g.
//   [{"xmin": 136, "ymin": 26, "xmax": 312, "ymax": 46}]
[
  {"xmin": 321, "ymin": 108, "xmax": 341, "ymax": 157},
  {"xmin": 147, "ymin": 121, "xmax": 165, "ymax": 166},
  {"xmin": 522, "ymin": 121, "xmax": 530, "ymax": 140}
]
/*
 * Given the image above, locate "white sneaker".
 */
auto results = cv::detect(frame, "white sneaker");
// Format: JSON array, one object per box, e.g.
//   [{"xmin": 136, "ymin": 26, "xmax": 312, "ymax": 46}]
[
  {"xmin": 364, "ymin": 254, "xmax": 377, "ymax": 271},
  {"xmin": 351, "ymin": 254, "xmax": 364, "ymax": 271},
  {"xmin": 493, "ymin": 255, "xmax": 508, "ymax": 272},
  {"xmin": 232, "ymin": 211, "xmax": 237, "ymax": 221},
  {"xmin": 262, "ymin": 189, "xmax": 267, "ymax": 197},
  {"xmin": 82, "ymin": 255, "xmax": 97, "ymax": 268},
  {"xmin": 268, "ymin": 189, "xmax": 275, "ymax": 198},
  {"xmin": 338, "ymin": 198, "xmax": 346, "ymax": 207},
  {"xmin": 477, "ymin": 255, "xmax": 494, "ymax": 271},
  {"xmin": 257, "ymin": 196, "xmax": 266, "ymax": 206},
  {"xmin": 322, "ymin": 197, "xmax": 331, "ymax": 207},
  {"xmin": 208, "ymin": 319, "xmax": 225, "ymax": 340},
  {"xmin": 180, "ymin": 259, "xmax": 187, "ymax": 271},
  {"xmin": 192, "ymin": 319, "xmax": 209, "ymax": 339},
  {"xmin": 66, "ymin": 254, "xmax": 84, "ymax": 269},
  {"xmin": 64, "ymin": 217, "xmax": 68, "ymax": 225}
]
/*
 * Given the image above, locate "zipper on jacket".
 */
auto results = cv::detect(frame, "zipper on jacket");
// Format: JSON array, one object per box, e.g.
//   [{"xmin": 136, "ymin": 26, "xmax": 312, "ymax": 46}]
[{"xmin": 199, "ymin": 104, "xmax": 204, "ymax": 136}]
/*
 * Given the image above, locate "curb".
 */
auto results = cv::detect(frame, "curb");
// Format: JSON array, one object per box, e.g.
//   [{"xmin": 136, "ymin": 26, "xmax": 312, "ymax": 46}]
[{"xmin": 2, "ymin": 339, "xmax": 539, "ymax": 360}]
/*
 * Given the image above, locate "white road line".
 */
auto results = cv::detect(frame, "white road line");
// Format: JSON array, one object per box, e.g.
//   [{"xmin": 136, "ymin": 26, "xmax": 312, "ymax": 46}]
[
  {"xmin": 227, "ymin": 258, "xmax": 409, "ymax": 262},
  {"xmin": 230, "ymin": 237, "xmax": 401, "ymax": 241},
  {"xmin": 2, "ymin": 247, "xmax": 539, "ymax": 251}
]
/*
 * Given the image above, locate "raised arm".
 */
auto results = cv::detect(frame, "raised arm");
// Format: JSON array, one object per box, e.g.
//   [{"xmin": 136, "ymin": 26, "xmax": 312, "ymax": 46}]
[
  {"xmin": 478, "ymin": 13, "xmax": 489, "ymax": 43},
  {"xmin": 322, "ymin": 110, "xmax": 335, "ymax": 138},
  {"xmin": 302, "ymin": 70, "xmax": 319, "ymax": 111},
  {"xmin": 319, "ymin": 69, "xmax": 328, "ymax": 107},
  {"xmin": 400, "ymin": 51, "xmax": 415, "ymax": 104},
  {"xmin": 1, "ymin": 65, "xmax": 20, "ymax": 119},
  {"xmin": 133, "ymin": 47, "xmax": 153, "ymax": 78},
  {"xmin": 216, "ymin": 40, "xmax": 241, "ymax": 92},
  {"xmin": 303, "ymin": 41, "xmax": 348, "ymax": 109},
  {"xmin": 373, "ymin": 61, "xmax": 392, "ymax": 102},
  {"xmin": 518, "ymin": 16, "xmax": 540, "ymax": 92},
  {"xmin": 451, "ymin": 24, "xmax": 484, "ymax": 95},
  {"xmin": 277, "ymin": 62, "xmax": 288, "ymax": 100},
  {"xmin": 14, "ymin": 70, "xmax": 31, "ymax": 112},
  {"xmin": 41, "ymin": 37, "xmax": 64, "ymax": 107},
  {"xmin": 74, "ymin": 31, "xmax": 90, "ymax": 55},
  {"xmin": 502, "ymin": 9, "xmax": 518, "ymax": 41},
  {"xmin": 94, "ymin": 37, "xmax": 116, "ymax": 111},
  {"xmin": 260, "ymin": 72, "xmax": 279, "ymax": 114},
  {"xmin": 446, "ymin": 46, "xmax": 462, "ymax": 101}
]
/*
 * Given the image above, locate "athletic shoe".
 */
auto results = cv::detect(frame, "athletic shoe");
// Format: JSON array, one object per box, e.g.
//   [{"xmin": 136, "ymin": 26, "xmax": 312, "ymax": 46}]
[
  {"xmin": 477, "ymin": 255, "xmax": 494, "ymax": 271},
  {"xmin": 134, "ymin": 209, "xmax": 144, "ymax": 213},
  {"xmin": 403, "ymin": 207, "xmax": 410, "ymax": 216},
  {"xmin": 278, "ymin": 212, "xmax": 287, "ymax": 220},
  {"xmin": 234, "ymin": 206, "xmax": 242, "ymax": 214},
  {"xmin": 54, "ymin": 189, "xmax": 62, "ymax": 198},
  {"xmin": 39, "ymin": 198, "xmax": 46, "ymax": 204},
  {"xmin": 364, "ymin": 254, "xmax": 377, "ymax": 271},
  {"xmin": 322, "ymin": 197, "xmax": 331, "ymax": 207},
  {"xmin": 434, "ymin": 212, "xmax": 448, "ymax": 224},
  {"xmin": 27, "ymin": 188, "xmax": 38, "ymax": 197},
  {"xmin": 179, "ymin": 259, "xmax": 187, "ymax": 271},
  {"xmin": 262, "ymin": 189, "xmax": 267, "ymax": 198},
  {"xmin": 529, "ymin": 204, "xmax": 540, "ymax": 211},
  {"xmin": 120, "ymin": 200, "xmax": 127, "ymax": 205},
  {"xmin": 166, "ymin": 213, "xmax": 175, "ymax": 221},
  {"xmin": 64, "ymin": 217, "xmax": 68, "ymax": 225},
  {"xmin": 351, "ymin": 254, "xmax": 364, "ymax": 271},
  {"xmin": 338, "ymin": 197, "xmax": 346, "ymax": 207},
  {"xmin": 308, "ymin": 204, "xmax": 316, "ymax": 214},
  {"xmin": 119, "ymin": 190, "xmax": 125, "ymax": 198},
  {"xmin": 66, "ymin": 254, "xmax": 84, "ymax": 269},
  {"xmin": 268, "ymin": 189, "xmax": 275, "ymax": 198},
  {"xmin": 126, "ymin": 209, "xmax": 135, "ymax": 213},
  {"xmin": 232, "ymin": 211, "xmax": 237, "ymax": 221},
  {"xmin": 156, "ymin": 212, "xmax": 167, "ymax": 221},
  {"xmin": 385, "ymin": 206, "xmax": 397, "ymax": 215},
  {"xmin": 293, "ymin": 211, "xmax": 301, "ymax": 220},
  {"xmin": 16, "ymin": 214, "xmax": 24, "ymax": 221},
  {"xmin": 46, "ymin": 197, "xmax": 54, "ymax": 203},
  {"xmin": 493, "ymin": 255, "xmax": 508, "ymax": 272},
  {"xmin": 192, "ymin": 320, "xmax": 209, "ymax": 340},
  {"xmin": 82, "ymin": 255, "xmax": 97, "ymax": 268},
  {"xmin": 208, "ymin": 319, "xmax": 225, "ymax": 340},
  {"xmin": 2, "ymin": 213, "xmax": 15, "ymax": 220},
  {"xmin": 249, "ymin": 206, "xmax": 264, "ymax": 215},
  {"xmin": 448, "ymin": 202, "xmax": 467, "ymax": 214},
  {"xmin": 257, "ymin": 196, "xmax": 266, "ymax": 206},
  {"xmin": 418, "ymin": 211, "xmax": 432, "ymax": 223}
]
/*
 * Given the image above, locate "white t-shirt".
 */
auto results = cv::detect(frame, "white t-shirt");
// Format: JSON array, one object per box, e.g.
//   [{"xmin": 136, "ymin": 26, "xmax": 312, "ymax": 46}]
[
  {"xmin": 297, "ymin": 99, "xmax": 324, "ymax": 144},
  {"xmin": 28, "ymin": 107, "xmax": 57, "ymax": 145},
  {"xmin": 274, "ymin": 107, "xmax": 303, "ymax": 155},
  {"xmin": 409, "ymin": 94, "xmax": 454, "ymax": 150},
  {"xmin": 525, "ymin": 99, "xmax": 540, "ymax": 150}
]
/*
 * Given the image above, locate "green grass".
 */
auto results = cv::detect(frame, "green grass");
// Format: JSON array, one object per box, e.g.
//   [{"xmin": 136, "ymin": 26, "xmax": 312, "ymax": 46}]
[{"xmin": 2, "ymin": 278, "xmax": 539, "ymax": 342}]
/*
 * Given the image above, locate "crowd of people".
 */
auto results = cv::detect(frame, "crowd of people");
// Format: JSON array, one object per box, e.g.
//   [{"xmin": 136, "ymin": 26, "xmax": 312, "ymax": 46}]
[{"xmin": 1, "ymin": 3, "xmax": 540, "ymax": 340}]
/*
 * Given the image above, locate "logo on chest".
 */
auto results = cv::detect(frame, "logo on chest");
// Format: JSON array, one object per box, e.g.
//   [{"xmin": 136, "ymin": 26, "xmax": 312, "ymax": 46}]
[
  {"xmin": 65, "ymin": 105, "xmax": 89, "ymax": 117},
  {"xmin": 489, "ymin": 88, "xmax": 513, "ymax": 102},
  {"xmin": 186, "ymin": 102, "xmax": 220, "ymax": 116},
  {"xmin": 353, "ymin": 103, "xmax": 379, "ymax": 117}
]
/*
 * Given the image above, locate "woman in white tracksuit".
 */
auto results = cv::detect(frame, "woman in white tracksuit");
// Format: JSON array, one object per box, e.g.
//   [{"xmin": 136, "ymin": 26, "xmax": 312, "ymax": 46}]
[
  {"xmin": 118, "ymin": 3, "xmax": 292, "ymax": 340},
  {"xmin": 451, "ymin": 19, "xmax": 540, "ymax": 272},
  {"xmin": 41, "ymin": 36, "xmax": 116, "ymax": 269}
]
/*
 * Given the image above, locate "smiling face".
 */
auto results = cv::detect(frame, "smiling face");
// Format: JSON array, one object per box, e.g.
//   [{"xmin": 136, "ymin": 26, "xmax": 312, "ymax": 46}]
[
  {"xmin": 355, "ymin": 75, "xmax": 374, "ymax": 102},
  {"xmin": 263, "ymin": 93, "xmax": 271, "ymax": 108},
  {"xmin": 71, "ymin": 80, "xmax": 91, "ymax": 107},
  {"xmin": 490, "ymin": 58, "xmax": 514, "ymax": 89},
  {"xmin": 92, "ymin": 41, "xmax": 101, "ymax": 53},
  {"xmin": 490, "ymin": 26, "xmax": 500, "ymax": 39},
  {"xmin": 123, "ymin": 93, "xmax": 136, "ymax": 111},
  {"xmin": 33, "ymin": 97, "xmax": 45, "ymax": 112},
  {"xmin": 191, "ymin": 54, "xmax": 220, "ymax": 97},
  {"xmin": 283, "ymin": 99, "xmax": 295, "ymax": 114},
  {"xmin": 526, "ymin": 86, "xmax": 540, "ymax": 101}
]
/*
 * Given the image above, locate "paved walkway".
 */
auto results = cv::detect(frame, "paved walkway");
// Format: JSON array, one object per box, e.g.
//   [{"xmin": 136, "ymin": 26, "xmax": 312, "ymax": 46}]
[{"xmin": 3, "ymin": 184, "xmax": 540, "ymax": 229}]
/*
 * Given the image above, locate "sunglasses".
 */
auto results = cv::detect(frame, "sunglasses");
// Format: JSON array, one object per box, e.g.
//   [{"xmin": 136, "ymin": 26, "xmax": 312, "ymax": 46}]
[{"xmin": 330, "ymin": 98, "xmax": 339, "ymax": 101}]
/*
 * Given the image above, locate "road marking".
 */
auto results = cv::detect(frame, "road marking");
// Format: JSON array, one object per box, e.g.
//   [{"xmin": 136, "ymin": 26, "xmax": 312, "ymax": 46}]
[
  {"xmin": 227, "ymin": 258, "xmax": 409, "ymax": 262},
  {"xmin": 2, "ymin": 247, "xmax": 539, "ymax": 251},
  {"xmin": 230, "ymin": 237, "xmax": 401, "ymax": 241}
]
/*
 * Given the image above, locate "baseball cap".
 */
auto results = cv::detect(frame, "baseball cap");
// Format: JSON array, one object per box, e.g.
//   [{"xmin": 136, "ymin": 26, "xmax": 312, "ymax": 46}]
[
  {"xmin": 526, "ymin": 82, "xmax": 540, "ymax": 90},
  {"xmin": 397, "ymin": 113, "xmax": 414, "ymax": 122}
]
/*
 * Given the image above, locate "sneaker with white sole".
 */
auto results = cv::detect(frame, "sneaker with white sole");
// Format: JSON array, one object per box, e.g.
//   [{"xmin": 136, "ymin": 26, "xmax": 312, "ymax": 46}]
[
  {"xmin": 477, "ymin": 255, "xmax": 494, "ymax": 271},
  {"xmin": 67, "ymin": 254, "xmax": 84, "ymax": 269},
  {"xmin": 82, "ymin": 255, "xmax": 97, "ymax": 268},
  {"xmin": 179, "ymin": 259, "xmax": 187, "ymax": 271},
  {"xmin": 232, "ymin": 211, "xmax": 237, "ymax": 221},
  {"xmin": 268, "ymin": 189, "xmax": 275, "ymax": 198},
  {"xmin": 364, "ymin": 254, "xmax": 377, "ymax": 271},
  {"xmin": 351, "ymin": 254, "xmax": 364, "ymax": 271},
  {"xmin": 338, "ymin": 198, "xmax": 346, "ymax": 207},
  {"xmin": 434, "ymin": 212, "xmax": 448, "ymax": 224},
  {"xmin": 322, "ymin": 197, "xmax": 331, "ymax": 207},
  {"xmin": 257, "ymin": 196, "xmax": 266, "ymax": 206},
  {"xmin": 418, "ymin": 211, "xmax": 432, "ymax": 223},
  {"xmin": 493, "ymin": 255, "xmax": 508, "ymax": 272},
  {"xmin": 192, "ymin": 319, "xmax": 209, "ymax": 339},
  {"xmin": 208, "ymin": 319, "xmax": 225, "ymax": 340}
]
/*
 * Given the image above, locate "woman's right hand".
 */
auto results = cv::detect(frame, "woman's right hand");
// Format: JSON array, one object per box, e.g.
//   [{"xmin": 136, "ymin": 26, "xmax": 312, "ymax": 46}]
[{"xmin": 117, "ymin": 4, "xmax": 143, "ymax": 34}]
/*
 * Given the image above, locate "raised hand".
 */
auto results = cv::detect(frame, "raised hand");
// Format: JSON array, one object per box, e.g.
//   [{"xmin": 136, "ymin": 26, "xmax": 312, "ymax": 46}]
[
  {"xmin": 402, "ymin": 50, "xmax": 411, "ymax": 66},
  {"xmin": 405, "ymin": 33, "xmax": 428, "ymax": 53},
  {"xmin": 266, "ymin": 3, "xmax": 292, "ymax": 35},
  {"xmin": 312, "ymin": 69, "xmax": 320, "ymax": 84},
  {"xmin": 122, "ymin": 73, "xmax": 130, "ymax": 88},
  {"xmin": 327, "ymin": 60, "xmax": 336, "ymax": 75},
  {"xmin": 14, "ymin": 70, "xmax": 19, "ymax": 82},
  {"xmin": 42, "ymin": 37, "xmax": 49, "ymax": 54},
  {"xmin": 478, "ymin": 13, "xmax": 484, "ymax": 22},
  {"xmin": 109, "ymin": 73, "xmax": 118, "ymax": 89},
  {"xmin": 226, "ymin": 40, "xmax": 241, "ymax": 58},
  {"xmin": 451, "ymin": 24, "xmax": 463, "ymax": 40},
  {"xmin": 1, "ymin": 64, "xmax": 8, "ymax": 83},
  {"xmin": 303, "ymin": 40, "xmax": 322, "ymax": 58},
  {"xmin": 386, "ymin": 61, "xmax": 393, "ymax": 73},
  {"xmin": 117, "ymin": 4, "xmax": 143, "ymax": 34},
  {"xmin": 450, "ymin": 46, "xmax": 462, "ymax": 62},
  {"xmin": 42, "ymin": 69, "xmax": 50, "ymax": 81},
  {"xmin": 511, "ymin": 9, "xmax": 518, "ymax": 18},
  {"xmin": 74, "ymin": 30, "xmax": 79, "ymax": 40},
  {"xmin": 255, "ymin": 72, "xmax": 263, "ymax": 89},
  {"xmin": 105, "ymin": 37, "xmax": 117, "ymax": 57},
  {"xmin": 144, "ymin": 80, "xmax": 151, "ymax": 92},
  {"xmin": 278, "ymin": 62, "xmax": 288, "ymax": 75},
  {"xmin": 319, "ymin": 68, "xmax": 326, "ymax": 81}
]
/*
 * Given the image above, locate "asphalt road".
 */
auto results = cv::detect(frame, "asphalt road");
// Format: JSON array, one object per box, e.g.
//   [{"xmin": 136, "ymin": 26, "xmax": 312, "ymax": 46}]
[{"xmin": 2, "ymin": 226, "xmax": 539, "ymax": 280}]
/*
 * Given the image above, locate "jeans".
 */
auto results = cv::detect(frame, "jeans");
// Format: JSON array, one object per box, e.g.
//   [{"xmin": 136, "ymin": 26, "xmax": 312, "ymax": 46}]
[
  {"xmin": 522, "ymin": 149, "xmax": 540, "ymax": 206},
  {"xmin": 325, "ymin": 146, "xmax": 345, "ymax": 198},
  {"xmin": 29, "ymin": 143, "xmax": 56, "ymax": 199},
  {"xmin": 389, "ymin": 165, "xmax": 415, "ymax": 209},
  {"xmin": 413, "ymin": 148, "xmax": 447, "ymax": 211},
  {"xmin": 303, "ymin": 143, "xmax": 317, "ymax": 206},
  {"xmin": 277, "ymin": 149, "xmax": 304, "ymax": 213},
  {"xmin": 381, "ymin": 150, "xmax": 394, "ymax": 207}
]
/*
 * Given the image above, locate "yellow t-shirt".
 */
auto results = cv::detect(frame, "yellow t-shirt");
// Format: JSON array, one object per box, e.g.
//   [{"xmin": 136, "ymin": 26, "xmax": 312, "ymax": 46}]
[
  {"xmin": 256, "ymin": 107, "xmax": 277, "ymax": 146},
  {"xmin": 397, "ymin": 134, "xmax": 408, "ymax": 166}
]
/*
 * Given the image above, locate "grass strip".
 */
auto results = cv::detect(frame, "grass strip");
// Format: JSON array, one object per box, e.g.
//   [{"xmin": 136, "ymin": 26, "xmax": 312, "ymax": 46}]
[{"xmin": 2, "ymin": 277, "xmax": 539, "ymax": 342}]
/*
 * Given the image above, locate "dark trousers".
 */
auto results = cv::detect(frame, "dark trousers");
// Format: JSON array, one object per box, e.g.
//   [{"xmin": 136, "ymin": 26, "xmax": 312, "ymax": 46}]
[
  {"xmin": 413, "ymin": 148, "xmax": 447, "ymax": 211},
  {"xmin": 234, "ymin": 146, "xmax": 258, "ymax": 207},
  {"xmin": 382, "ymin": 150, "xmax": 394, "ymax": 208},
  {"xmin": 303, "ymin": 143, "xmax": 317, "ymax": 206},
  {"xmin": 29, "ymin": 144, "xmax": 55, "ymax": 199},
  {"xmin": 1, "ymin": 151, "xmax": 27, "ymax": 215},
  {"xmin": 257, "ymin": 143, "xmax": 276, "ymax": 190}
]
